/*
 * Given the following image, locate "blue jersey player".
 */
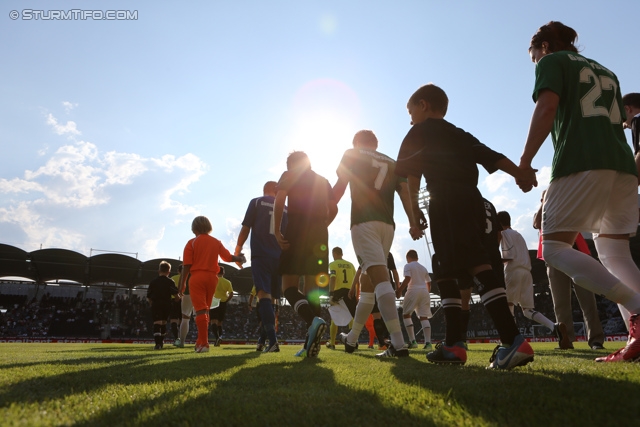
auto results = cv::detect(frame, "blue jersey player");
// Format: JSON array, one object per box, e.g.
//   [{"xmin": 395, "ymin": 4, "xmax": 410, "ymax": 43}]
[{"xmin": 235, "ymin": 181, "xmax": 287, "ymax": 352}]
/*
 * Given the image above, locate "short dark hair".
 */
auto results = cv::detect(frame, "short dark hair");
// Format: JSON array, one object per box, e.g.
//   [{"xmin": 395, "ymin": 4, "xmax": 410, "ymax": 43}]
[
  {"xmin": 406, "ymin": 249, "xmax": 418, "ymax": 260},
  {"xmin": 332, "ymin": 247, "xmax": 343, "ymax": 255},
  {"xmin": 497, "ymin": 211, "xmax": 511, "ymax": 227},
  {"xmin": 263, "ymin": 181, "xmax": 277, "ymax": 195},
  {"xmin": 408, "ymin": 83, "xmax": 449, "ymax": 116},
  {"xmin": 623, "ymin": 93, "xmax": 640, "ymax": 109},
  {"xmin": 286, "ymin": 151, "xmax": 310, "ymax": 171},
  {"xmin": 159, "ymin": 261, "xmax": 171, "ymax": 273},
  {"xmin": 530, "ymin": 21, "xmax": 578, "ymax": 53},
  {"xmin": 353, "ymin": 130, "xmax": 378, "ymax": 149},
  {"xmin": 219, "ymin": 266, "xmax": 225, "ymax": 275}
]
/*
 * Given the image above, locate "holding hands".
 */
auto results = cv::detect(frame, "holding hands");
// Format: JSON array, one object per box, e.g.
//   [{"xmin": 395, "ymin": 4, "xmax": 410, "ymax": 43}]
[
  {"xmin": 232, "ymin": 253, "xmax": 247, "ymax": 267},
  {"xmin": 515, "ymin": 162, "xmax": 538, "ymax": 193}
]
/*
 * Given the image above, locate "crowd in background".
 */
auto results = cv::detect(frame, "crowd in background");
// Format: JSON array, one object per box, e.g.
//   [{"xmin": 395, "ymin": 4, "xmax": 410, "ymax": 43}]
[{"xmin": 0, "ymin": 286, "xmax": 627, "ymax": 342}]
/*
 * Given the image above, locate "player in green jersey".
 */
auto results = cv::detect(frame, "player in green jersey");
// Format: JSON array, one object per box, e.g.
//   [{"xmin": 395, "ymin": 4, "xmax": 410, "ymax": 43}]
[
  {"xmin": 520, "ymin": 21, "xmax": 640, "ymax": 363},
  {"xmin": 333, "ymin": 130, "xmax": 415, "ymax": 358}
]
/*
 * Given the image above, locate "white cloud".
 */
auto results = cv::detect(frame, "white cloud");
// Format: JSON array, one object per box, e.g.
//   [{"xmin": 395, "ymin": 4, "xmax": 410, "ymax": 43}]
[
  {"xmin": 224, "ymin": 217, "xmax": 243, "ymax": 256},
  {"xmin": 25, "ymin": 141, "xmax": 106, "ymax": 208},
  {"xmin": 46, "ymin": 113, "xmax": 81, "ymax": 136},
  {"xmin": 157, "ymin": 153, "xmax": 208, "ymax": 215},
  {"xmin": 0, "ymin": 202, "xmax": 84, "ymax": 250},
  {"xmin": 135, "ymin": 225, "xmax": 166, "ymax": 260},
  {"xmin": 0, "ymin": 138, "xmax": 209, "ymax": 258},
  {"xmin": 483, "ymin": 172, "xmax": 511, "ymax": 193},
  {"xmin": 491, "ymin": 194, "xmax": 517, "ymax": 211},
  {"xmin": 0, "ymin": 178, "xmax": 43, "ymax": 194},
  {"xmin": 102, "ymin": 152, "xmax": 148, "ymax": 185},
  {"xmin": 536, "ymin": 166, "xmax": 552, "ymax": 189},
  {"xmin": 62, "ymin": 101, "xmax": 78, "ymax": 113}
]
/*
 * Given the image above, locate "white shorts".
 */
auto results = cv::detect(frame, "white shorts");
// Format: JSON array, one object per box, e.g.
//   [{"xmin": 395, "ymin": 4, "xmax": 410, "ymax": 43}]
[
  {"xmin": 543, "ymin": 170, "xmax": 638, "ymax": 236},
  {"xmin": 351, "ymin": 221, "xmax": 394, "ymax": 271},
  {"xmin": 402, "ymin": 286, "xmax": 432, "ymax": 318},
  {"xmin": 181, "ymin": 295, "xmax": 195, "ymax": 317},
  {"xmin": 505, "ymin": 268, "xmax": 534, "ymax": 309}
]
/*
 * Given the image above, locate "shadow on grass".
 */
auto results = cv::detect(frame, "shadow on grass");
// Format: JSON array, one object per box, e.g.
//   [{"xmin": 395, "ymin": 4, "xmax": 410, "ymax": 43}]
[
  {"xmin": 389, "ymin": 356, "xmax": 639, "ymax": 425},
  {"xmin": 73, "ymin": 359, "xmax": 430, "ymax": 427},
  {"xmin": 0, "ymin": 348, "xmax": 262, "ymax": 408}
]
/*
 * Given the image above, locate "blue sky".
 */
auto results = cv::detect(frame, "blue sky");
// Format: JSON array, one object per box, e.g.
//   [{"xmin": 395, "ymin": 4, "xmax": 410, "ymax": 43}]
[{"xmin": 1, "ymin": 1, "xmax": 638, "ymax": 275}]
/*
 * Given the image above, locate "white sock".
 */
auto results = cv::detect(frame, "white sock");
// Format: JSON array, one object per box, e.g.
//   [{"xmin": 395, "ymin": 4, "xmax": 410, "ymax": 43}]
[
  {"xmin": 375, "ymin": 282, "xmax": 404, "ymax": 350},
  {"xmin": 595, "ymin": 237, "xmax": 640, "ymax": 320},
  {"xmin": 403, "ymin": 317, "xmax": 415, "ymax": 342},
  {"xmin": 543, "ymin": 240, "xmax": 640, "ymax": 314},
  {"xmin": 180, "ymin": 318, "xmax": 189, "ymax": 343},
  {"xmin": 522, "ymin": 308, "xmax": 555, "ymax": 332},
  {"xmin": 420, "ymin": 319, "xmax": 432, "ymax": 343},
  {"xmin": 347, "ymin": 292, "xmax": 375, "ymax": 344},
  {"xmin": 618, "ymin": 305, "xmax": 631, "ymax": 331}
]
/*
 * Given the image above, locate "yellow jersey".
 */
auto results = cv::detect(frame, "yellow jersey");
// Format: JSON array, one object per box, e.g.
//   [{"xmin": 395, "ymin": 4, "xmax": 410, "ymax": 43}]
[
  {"xmin": 329, "ymin": 259, "xmax": 356, "ymax": 291},
  {"xmin": 214, "ymin": 277, "xmax": 233, "ymax": 302}
]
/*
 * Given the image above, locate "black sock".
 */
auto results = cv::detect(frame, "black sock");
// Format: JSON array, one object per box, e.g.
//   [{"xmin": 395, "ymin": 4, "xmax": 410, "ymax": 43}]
[
  {"xmin": 475, "ymin": 270, "xmax": 519, "ymax": 345},
  {"xmin": 307, "ymin": 290, "xmax": 321, "ymax": 317},
  {"xmin": 439, "ymin": 280, "xmax": 463, "ymax": 346},
  {"xmin": 153, "ymin": 324, "xmax": 161, "ymax": 346},
  {"xmin": 284, "ymin": 287, "xmax": 315, "ymax": 326},
  {"xmin": 217, "ymin": 325, "xmax": 223, "ymax": 338},
  {"xmin": 460, "ymin": 310, "xmax": 470, "ymax": 341},
  {"xmin": 373, "ymin": 318, "xmax": 389, "ymax": 344},
  {"xmin": 211, "ymin": 325, "xmax": 218, "ymax": 340},
  {"xmin": 171, "ymin": 322, "xmax": 178, "ymax": 339}
]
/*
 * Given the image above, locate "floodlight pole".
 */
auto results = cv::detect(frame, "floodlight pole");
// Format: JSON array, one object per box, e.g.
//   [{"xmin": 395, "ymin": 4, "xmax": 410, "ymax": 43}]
[{"xmin": 418, "ymin": 186, "xmax": 434, "ymax": 262}]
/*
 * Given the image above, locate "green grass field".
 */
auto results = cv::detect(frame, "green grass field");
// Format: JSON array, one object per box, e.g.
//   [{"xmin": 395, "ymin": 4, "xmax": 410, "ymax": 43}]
[{"xmin": 0, "ymin": 341, "xmax": 637, "ymax": 426}]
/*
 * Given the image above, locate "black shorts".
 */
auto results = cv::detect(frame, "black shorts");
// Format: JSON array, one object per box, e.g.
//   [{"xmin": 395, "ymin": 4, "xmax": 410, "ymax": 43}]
[
  {"xmin": 431, "ymin": 253, "xmax": 474, "ymax": 291},
  {"xmin": 169, "ymin": 299, "xmax": 182, "ymax": 319},
  {"xmin": 210, "ymin": 301, "xmax": 227, "ymax": 322},
  {"xmin": 151, "ymin": 302, "xmax": 171, "ymax": 322},
  {"xmin": 279, "ymin": 214, "xmax": 329, "ymax": 276},
  {"xmin": 429, "ymin": 188, "xmax": 493, "ymax": 278}
]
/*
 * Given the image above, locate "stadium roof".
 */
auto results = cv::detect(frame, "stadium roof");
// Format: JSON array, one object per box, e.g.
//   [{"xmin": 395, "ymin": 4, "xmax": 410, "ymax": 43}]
[{"xmin": 0, "ymin": 244, "xmax": 254, "ymax": 293}]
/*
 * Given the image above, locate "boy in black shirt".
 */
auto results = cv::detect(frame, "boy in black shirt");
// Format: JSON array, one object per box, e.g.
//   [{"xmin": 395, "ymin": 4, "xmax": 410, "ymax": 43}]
[
  {"xmin": 147, "ymin": 261, "xmax": 179, "ymax": 350},
  {"xmin": 395, "ymin": 83, "xmax": 537, "ymax": 370}
]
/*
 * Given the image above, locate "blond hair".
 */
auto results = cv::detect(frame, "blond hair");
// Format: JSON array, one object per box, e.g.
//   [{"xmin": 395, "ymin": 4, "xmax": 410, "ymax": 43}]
[{"xmin": 191, "ymin": 216, "xmax": 212, "ymax": 235}]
